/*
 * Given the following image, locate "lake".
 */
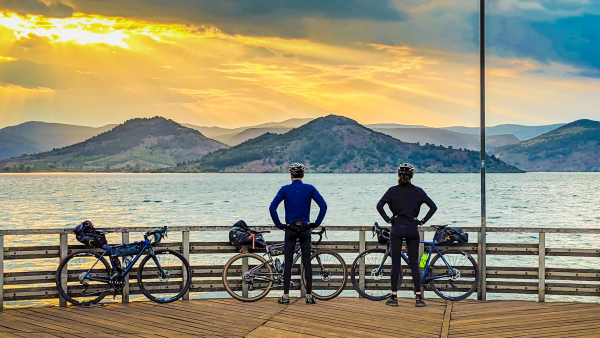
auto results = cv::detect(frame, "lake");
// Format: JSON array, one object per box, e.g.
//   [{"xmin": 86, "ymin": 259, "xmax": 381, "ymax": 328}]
[{"xmin": 1, "ymin": 172, "xmax": 599, "ymax": 304}]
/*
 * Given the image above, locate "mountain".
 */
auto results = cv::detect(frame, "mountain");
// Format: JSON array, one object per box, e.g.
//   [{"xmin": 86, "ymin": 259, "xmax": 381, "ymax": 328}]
[
  {"xmin": 373, "ymin": 127, "xmax": 520, "ymax": 151},
  {"xmin": 0, "ymin": 117, "xmax": 227, "ymax": 172},
  {"xmin": 172, "ymin": 115, "xmax": 522, "ymax": 173},
  {"xmin": 490, "ymin": 119, "xmax": 600, "ymax": 172},
  {"xmin": 183, "ymin": 118, "xmax": 312, "ymax": 139},
  {"xmin": 0, "ymin": 122, "xmax": 115, "ymax": 160},
  {"xmin": 445, "ymin": 123, "xmax": 565, "ymax": 140}
]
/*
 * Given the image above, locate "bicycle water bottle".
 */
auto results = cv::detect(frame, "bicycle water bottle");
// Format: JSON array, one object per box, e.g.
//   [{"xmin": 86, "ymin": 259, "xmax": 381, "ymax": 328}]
[
  {"xmin": 274, "ymin": 258, "xmax": 283, "ymax": 273},
  {"xmin": 122, "ymin": 256, "xmax": 133, "ymax": 268},
  {"xmin": 419, "ymin": 253, "xmax": 429, "ymax": 269}
]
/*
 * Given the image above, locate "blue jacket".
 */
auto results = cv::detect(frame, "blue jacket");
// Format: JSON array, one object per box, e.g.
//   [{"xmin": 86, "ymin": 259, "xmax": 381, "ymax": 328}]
[{"xmin": 269, "ymin": 180, "xmax": 327, "ymax": 229}]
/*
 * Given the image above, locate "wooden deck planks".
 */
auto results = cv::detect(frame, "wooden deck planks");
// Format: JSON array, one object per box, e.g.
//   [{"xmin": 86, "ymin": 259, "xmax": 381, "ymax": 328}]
[{"xmin": 1, "ymin": 298, "xmax": 599, "ymax": 337}]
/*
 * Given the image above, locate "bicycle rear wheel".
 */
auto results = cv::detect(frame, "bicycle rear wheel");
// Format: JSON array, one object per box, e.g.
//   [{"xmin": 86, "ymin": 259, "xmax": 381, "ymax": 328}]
[
  {"xmin": 55, "ymin": 252, "xmax": 112, "ymax": 306},
  {"xmin": 302, "ymin": 249, "xmax": 347, "ymax": 301},
  {"xmin": 222, "ymin": 253, "xmax": 274, "ymax": 302},
  {"xmin": 350, "ymin": 248, "xmax": 401, "ymax": 301},
  {"xmin": 428, "ymin": 250, "xmax": 479, "ymax": 301},
  {"xmin": 137, "ymin": 249, "xmax": 191, "ymax": 303}
]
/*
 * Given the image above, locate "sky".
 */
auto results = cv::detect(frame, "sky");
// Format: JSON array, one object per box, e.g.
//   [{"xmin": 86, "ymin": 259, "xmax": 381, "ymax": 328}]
[{"xmin": 0, "ymin": 0, "xmax": 599, "ymax": 129}]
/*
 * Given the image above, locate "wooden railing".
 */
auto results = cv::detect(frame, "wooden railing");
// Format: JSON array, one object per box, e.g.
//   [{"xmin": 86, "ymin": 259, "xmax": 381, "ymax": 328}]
[{"xmin": 1, "ymin": 226, "xmax": 599, "ymax": 311}]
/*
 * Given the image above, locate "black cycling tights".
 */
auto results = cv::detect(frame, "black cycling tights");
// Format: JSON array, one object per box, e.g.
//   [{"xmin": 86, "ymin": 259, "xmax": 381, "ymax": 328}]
[
  {"xmin": 283, "ymin": 229, "xmax": 312, "ymax": 294},
  {"xmin": 390, "ymin": 225, "xmax": 421, "ymax": 293}
]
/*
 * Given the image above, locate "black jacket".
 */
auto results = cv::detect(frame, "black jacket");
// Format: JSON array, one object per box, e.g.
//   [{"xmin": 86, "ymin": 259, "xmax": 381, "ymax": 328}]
[{"xmin": 376, "ymin": 183, "xmax": 437, "ymax": 226}]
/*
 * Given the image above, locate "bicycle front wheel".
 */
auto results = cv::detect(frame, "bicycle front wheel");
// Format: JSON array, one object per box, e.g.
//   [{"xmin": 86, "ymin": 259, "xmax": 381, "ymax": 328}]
[
  {"xmin": 428, "ymin": 250, "xmax": 479, "ymax": 301},
  {"xmin": 222, "ymin": 253, "xmax": 273, "ymax": 302},
  {"xmin": 302, "ymin": 249, "xmax": 347, "ymax": 301},
  {"xmin": 55, "ymin": 252, "xmax": 112, "ymax": 306},
  {"xmin": 137, "ymin": 249, "xmax": 191, "ymax": 303},
  {"xmin": 350, "ymin": 248, "xmax": 401, "ymax": 301}
]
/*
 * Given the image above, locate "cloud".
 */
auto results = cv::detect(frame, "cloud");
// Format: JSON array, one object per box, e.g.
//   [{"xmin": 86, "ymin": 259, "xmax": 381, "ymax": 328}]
[
  {"xmin": 0, "ymin": 60, "xmax": 90, "ymax": 89},
  {"xmin": 0, "ymin": 0, "xmax": 73, "ymax": 17}
]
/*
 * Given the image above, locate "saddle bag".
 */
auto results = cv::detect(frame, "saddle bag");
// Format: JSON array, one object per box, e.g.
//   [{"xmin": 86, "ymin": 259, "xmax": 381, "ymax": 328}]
[
  {"xmin": 228, "ymin": 220, "xmax": 266, "ymax": 249},
  {"xmin": 73, "ymin": 220, "xmax": 108, "ymax": 249},
  {"xmin": 433, "ymin": 227, "xmax": 468, "ymax": 245}
]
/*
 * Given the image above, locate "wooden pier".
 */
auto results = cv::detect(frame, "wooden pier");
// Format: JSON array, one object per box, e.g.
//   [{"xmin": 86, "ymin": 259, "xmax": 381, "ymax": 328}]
[{"xmin": 1, "ymin": 297, "xmax": 599, "ymax": 337}]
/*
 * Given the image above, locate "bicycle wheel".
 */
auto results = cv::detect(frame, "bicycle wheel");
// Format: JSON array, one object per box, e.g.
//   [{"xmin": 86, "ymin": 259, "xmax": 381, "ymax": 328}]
[
  {"xmin": 55, "ymin": 252, "xmax": 112, "ymax": 306},
  {"xmin": 302, "ymin": 249, "xmax": 347, "ymax": 301},
  {"xmin": 222, "ymin": 253, "xmax": 273, "ymax": 302},
  {"xmin": 428, "ymin": 250, "xmax": 479, "ymax": 301},
  {"xmin": 137, "ymin": 249, "xmax": 191, "ymax": 303},
  {"xmin": 350, "ymin": 248, "xmax": 401, "ymax": 301}
]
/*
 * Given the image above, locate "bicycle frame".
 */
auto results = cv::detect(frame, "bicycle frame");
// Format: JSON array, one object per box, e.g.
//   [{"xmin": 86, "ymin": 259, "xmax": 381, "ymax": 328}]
[
  {"xmin": 82, "ymin": 238, "xmax": 166, "ymax": 283},
  {"xmin": 375, "ymin": 241, "xmax": 457, "ymax": 282}
]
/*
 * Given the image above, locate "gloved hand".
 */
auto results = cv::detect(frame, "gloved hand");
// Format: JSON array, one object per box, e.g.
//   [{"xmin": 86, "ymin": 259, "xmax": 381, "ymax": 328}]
[{"xmin": 309, "ymin": 223, "xmax": 318, "ymax": 229}]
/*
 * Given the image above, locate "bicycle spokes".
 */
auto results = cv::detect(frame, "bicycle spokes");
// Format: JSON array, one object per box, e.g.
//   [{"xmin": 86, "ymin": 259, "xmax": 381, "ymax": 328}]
[
  {"xmin": 428, "ymin": 250, "xmax": 478, "ymax": 301},
  {"xmin": 223, "ymin": 255, "xmax": 273, "ymax": 300}
]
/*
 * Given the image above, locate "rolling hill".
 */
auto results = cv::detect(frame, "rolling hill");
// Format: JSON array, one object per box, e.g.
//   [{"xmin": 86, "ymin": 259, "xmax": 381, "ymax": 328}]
[
  {"xmin": 172, "ymin": 115, "xmax": 522, "ymax": 173},
  {"xmin": 373, "ymin": 127, "xmax": 520, "ymax": 151},
  {"xmin": 0, "ymin": 117, "xmax": 227, "ymax": 172},
  {"xmin": 446, "ymin": 123, "xmax": 565, "ymax": 140},
  {"xmin": 490, "ymin": 119, "xmax": 600, "ymax": 172},
  {"xmin": 0, "ymin": 122, "xmax": 115, "ymax": 160}
]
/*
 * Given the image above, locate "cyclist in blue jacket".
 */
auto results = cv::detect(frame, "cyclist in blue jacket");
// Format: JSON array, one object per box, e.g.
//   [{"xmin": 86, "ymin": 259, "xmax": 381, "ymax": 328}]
[{"xmin": 269, "ymin": 162, "xmax": 327, "ymax": 305}]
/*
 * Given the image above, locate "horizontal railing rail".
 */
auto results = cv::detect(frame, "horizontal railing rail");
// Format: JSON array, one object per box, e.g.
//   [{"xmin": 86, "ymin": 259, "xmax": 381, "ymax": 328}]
[{"xmin": 2, "ymin": 226, "xmax": 600, "ymax": 311}]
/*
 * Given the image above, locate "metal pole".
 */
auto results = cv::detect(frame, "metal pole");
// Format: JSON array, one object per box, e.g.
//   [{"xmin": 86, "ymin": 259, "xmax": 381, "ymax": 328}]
[{"xmin": 478, "ymin": 0, "xmax": 487, "ymax": 301}]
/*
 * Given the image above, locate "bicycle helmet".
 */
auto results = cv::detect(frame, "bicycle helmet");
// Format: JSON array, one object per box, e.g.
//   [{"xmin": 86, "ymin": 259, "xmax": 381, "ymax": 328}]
[
  {"xmin": 397, "ymin": 163, "xmax": 415, "ymax": 178},
  {"xmin": 289, "ymin": 162, "xmax": 305, "ymax": 178}
]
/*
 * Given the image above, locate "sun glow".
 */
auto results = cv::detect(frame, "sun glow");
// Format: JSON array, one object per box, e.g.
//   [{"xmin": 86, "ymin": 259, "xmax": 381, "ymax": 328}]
[{"xmin": 0, "ymin": 12, "xmax": 220, "ymax": 49}]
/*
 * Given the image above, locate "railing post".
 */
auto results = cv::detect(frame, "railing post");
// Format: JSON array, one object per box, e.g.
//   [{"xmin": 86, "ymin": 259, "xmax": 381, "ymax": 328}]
[
  {"xmin": 538, "ymin": 231, "xmax": 546, "ymax": 302},
  {"xmin": 182, "ymin": 231, "xmax": 190, "ymax": 301},
  {"xmin": 358, "ymin": 231, "xmax": 366, "ymax": 297},
  {"xmin": 122, "ymin": 232, "xmax": 130, "ymax": 304},
  {"xmin": 242, "ymin": 246, "xmax": 249, "ymax": 298},
  {"xmin": 0, "ymin": 234, "xmax": 4, "ymax": 312},
  {"xmin": 478, "ymin": 230, "xmax": 487, "ymax": 301},
  {"xmin": 59, "ymin": 233, "xmax": 68, "ymax": 307}
]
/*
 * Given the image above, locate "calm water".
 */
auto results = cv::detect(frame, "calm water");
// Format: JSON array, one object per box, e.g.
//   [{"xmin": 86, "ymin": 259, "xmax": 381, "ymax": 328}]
[{"xmin": 1, "ymin": 173, "xmax": 599, "ymax": 304}]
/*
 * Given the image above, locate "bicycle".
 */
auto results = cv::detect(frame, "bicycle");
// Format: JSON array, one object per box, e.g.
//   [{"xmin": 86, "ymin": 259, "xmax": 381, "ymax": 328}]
[
  {"xmin": 56, "ymin": 226, "xmax": 192, "ymax": 306},
  {"xmin": 222, "ymin": 227, "xmax": 347, "ymax": 302},
  {"xmin": 351, "ymin": 222, "xmax": 479, "ymax": 301}
]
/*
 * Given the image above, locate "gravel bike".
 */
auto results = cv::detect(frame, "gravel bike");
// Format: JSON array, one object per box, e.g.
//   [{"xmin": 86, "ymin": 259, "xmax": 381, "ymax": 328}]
[
  {"xmin": 351, "ymin": 222, "xmax": 478, "ymax": 301},
  {"xmin": 222, "ymin": 227, "xmax": 347, "ymax": 302},
  {"xmin": 56, "ymin": 226, "xmax": 191, "ymax": 306}
]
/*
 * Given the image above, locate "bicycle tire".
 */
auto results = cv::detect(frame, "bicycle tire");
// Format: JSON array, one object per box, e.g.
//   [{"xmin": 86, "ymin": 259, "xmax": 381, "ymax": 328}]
[
  {"xmin": 137, "ymin": 249, "xmax": 191, "ymax": 303},
  {"xmin": 428, "ymin": 249, "xmax": 479, "ymax": 301},
  {"xmin": 302, "ymin": 249, "xmax": 347, "ymax": 301},
  {"xmin": 350, "ymin": 248, "xmax": 401, "ymax": 301},
  {"xmin": 222, "ymin": 253, "xmax": 274, "ymax": 302},
  {"xmin": 55, "ymin": 252, "xmax": 112, "ymax": 306}
]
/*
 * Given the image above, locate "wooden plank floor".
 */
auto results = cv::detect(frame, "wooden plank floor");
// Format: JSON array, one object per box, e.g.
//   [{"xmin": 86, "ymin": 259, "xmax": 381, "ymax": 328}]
[{"xmin": 0, "ymin": 298, "xmax": 598, "ymax": 337}]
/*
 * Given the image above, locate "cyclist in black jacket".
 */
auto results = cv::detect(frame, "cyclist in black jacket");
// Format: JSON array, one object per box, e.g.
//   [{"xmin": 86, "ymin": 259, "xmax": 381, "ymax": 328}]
[{"xmin": 376, "ymin": 163, "xmax": 437, "ymax": 307}]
